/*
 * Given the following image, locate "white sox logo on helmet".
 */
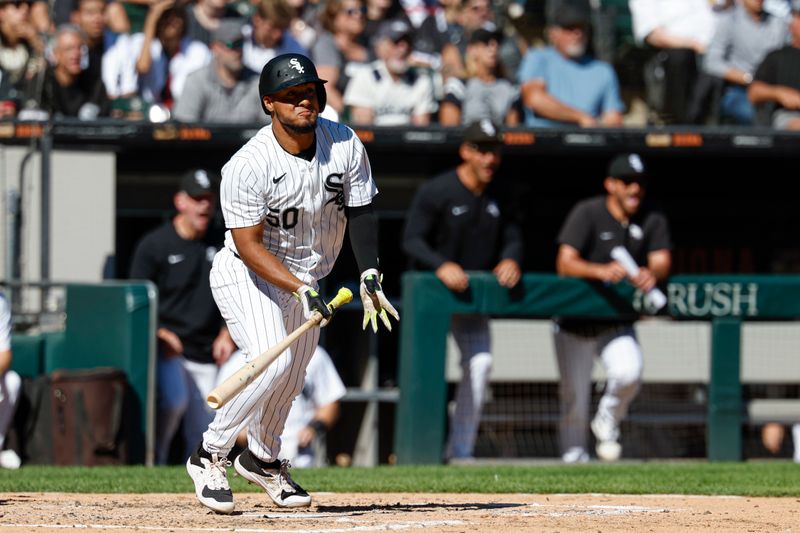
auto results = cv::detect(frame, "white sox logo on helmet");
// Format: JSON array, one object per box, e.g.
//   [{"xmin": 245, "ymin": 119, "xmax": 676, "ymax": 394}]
[{"xmin": 289, "ymin": 58, "xmax": 305, "ymax": 74}]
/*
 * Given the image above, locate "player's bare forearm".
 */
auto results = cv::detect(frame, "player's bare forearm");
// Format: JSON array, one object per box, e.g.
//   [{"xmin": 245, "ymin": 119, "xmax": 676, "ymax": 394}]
[
  {"xmin": 0, "ymin": 349, "xmax": 11, "ymax": 374},
  {"xmin": 231, "ymin": 225, "xmax": 306, "ymax": 293},
  {"xmin": 556, "ymin": 245, "xmax": 625, "ymax": 283},
  {"xmin": 522, "ymin": 81, "xmax": 594, "ymax": 125},
  {"xmin": 647, "ymin": 249, "xmax": 672, "ymax": 282}
]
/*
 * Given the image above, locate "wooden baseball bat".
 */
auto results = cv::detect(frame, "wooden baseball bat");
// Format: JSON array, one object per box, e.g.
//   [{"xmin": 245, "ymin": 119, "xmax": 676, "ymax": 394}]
[{"xmin": 207, "ymin": 287, "xmax": 353, "ymax": 409}]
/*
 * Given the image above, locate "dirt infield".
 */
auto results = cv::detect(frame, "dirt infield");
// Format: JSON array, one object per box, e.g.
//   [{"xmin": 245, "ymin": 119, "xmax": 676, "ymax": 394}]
[{"xmin": 0, "ymin": 492, "xmax": 797, "ymax": 532}]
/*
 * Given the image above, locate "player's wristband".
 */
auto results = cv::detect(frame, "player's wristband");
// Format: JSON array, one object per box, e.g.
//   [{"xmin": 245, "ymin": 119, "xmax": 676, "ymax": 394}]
[{"xmin": 308, "ymin": 419, "xmax": 327, "ymax": 435}]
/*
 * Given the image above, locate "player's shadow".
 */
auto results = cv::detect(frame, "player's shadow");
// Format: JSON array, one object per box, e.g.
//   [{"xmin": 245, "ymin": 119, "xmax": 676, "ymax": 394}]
[{"xmin": 315, "ymin": 502, "xmax": 525, "ymax": 515}]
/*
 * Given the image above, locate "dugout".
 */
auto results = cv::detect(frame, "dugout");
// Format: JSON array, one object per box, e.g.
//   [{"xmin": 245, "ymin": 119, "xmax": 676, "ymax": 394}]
[
  {"xmin": 4, "ymin": 281, "xmax": 156, "ymax": 465},
  {"xmin": 3, "ymin": 121, "xmax": 800, "ymax": 465}
]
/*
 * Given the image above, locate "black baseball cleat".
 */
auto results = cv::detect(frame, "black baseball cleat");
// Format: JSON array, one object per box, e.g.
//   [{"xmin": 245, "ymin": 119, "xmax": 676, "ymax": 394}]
[
  {"xmin": 186, "ymin": 444, "xmax": 235, "ymax": 514},
  {"xmin": 234, "ymin": 449, "xmax": 312, "ymax": 508}
]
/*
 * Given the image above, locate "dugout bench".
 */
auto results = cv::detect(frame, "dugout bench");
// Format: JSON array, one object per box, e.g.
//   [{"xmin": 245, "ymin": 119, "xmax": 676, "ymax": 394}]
[{"xmin": 396, "ymin": 272, "xmax": 800, "ymax": 464}]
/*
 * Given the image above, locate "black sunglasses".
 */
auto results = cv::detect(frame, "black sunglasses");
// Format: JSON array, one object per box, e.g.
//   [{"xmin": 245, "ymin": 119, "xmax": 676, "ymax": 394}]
[
  {"xmin": 468, "ymin": 142, "xmax": 502, "ymax": 154},
  {"xmin": 220, "ymin": 38, "xmax": 244, "ymax": 50},
  {"xmin": 617, "ymin": 175, "xmax": 648, "ymax": 187}
]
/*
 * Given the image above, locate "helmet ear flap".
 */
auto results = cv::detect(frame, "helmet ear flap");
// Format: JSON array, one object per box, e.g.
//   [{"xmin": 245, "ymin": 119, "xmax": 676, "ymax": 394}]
[{"xmin": 316, "ymin": 82, "xmax": 327, "ymax": 112}]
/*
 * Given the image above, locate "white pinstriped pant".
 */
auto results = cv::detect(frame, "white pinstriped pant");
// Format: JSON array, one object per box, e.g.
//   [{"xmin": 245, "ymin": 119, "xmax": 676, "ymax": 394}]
[
  {"xmin": 205, "ymin": 247, "xmax": 320, "ymax": 462},
  {"xmin": 446, "ymin": 315, "xmax": 492, "ymax": 460},
  {"xmin": 553, "ymin": 324, "xmax": 643, "ymax": 455}
]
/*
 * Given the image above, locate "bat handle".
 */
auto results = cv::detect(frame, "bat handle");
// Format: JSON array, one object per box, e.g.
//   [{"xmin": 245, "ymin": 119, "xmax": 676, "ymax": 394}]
[{"xmin": 326, "ymin": 287, "xmax": 353, "ymax": 311}]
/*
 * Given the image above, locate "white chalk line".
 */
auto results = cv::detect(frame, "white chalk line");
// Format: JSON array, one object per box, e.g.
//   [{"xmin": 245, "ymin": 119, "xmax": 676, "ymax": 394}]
[
  {"xmin": 492, "ymin": 501, "xmax": 678, "ymax": 518},
  {"xmin": 0, "ymin": 520, "xmax": 465, "ymax": 532}
]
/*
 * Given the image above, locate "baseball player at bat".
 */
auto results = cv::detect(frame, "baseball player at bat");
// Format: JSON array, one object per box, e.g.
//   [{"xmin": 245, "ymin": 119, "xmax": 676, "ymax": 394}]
[
  {"xmin": 553, "ymin": 153, "xmax": 671, "ymax": 463},
  {"xmin": 186, "ymin": 53, "xmax": 398, "ymax": 515}
]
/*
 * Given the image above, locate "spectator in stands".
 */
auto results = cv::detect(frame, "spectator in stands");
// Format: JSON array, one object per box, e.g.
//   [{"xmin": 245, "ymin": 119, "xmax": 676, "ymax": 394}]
[
  {"xmin": 71, "ymin": 0, "xmax": 125, "ymax": 90},
  {"xmin": 402, "ymin": 120, "xmax": 523, "ymax": 462},
  {"xmin": 284, "ymin": 0, "xmax": 320, "ymax": 51},
  {"xmin": 102, "ymin": 0, "xmax": 211, "ymax": 115},
  {"xmin": 0, "ymin": 292, "xmax": 22, "ymax": 470},
  {"xmin": 552, "ymin": 153, "xmax": 671, "ymax": 463},
  {"xmin": 363, "ymin": 0, "xmax": 411, "ymax": 45},
  {"xmin": 630, "ymin": 0, "xmax": 720, "ymax": 125},
  {"xmin": 703, "ymin": 0, "xmax": 789, "ymax": 125},
  {"xmin": 439, "ymin": 0, "xmax": 497, "ymax": 81},
  {"xmin": 129, "ymin": 169, "xmax": 236, "ymax": 465},
  {"xmin": 311, "ymin": 0, "xmax": 370, "ymax": 114},
  {"xmin": 185, "ymin": 0, "xmax": 245, "ymax": 46},
  {"xmin": 0, "ymin": 0, "xmax": 46, "ymax": 115},
  {"xmin": 173, "ymin": 18, "xmax": 266, "ymax": 122},
  {"xmin": 242, "ymin": 0, "xmax": 307, "ymax": 73},
  {"xmin": 30, "ymin": 0, "xmax": 53, "ymax": 33},
  {"xmin": 412, "ymin": 0, "xmax": 463, "ymax": 71},
  {"xmin": 439, "ymin": 28, "xmax": 519, "ymax": 126},
  {"xmin": 217, "ymin": 345, "xmax": 346, "ymax": 467},
  {"xmin": 33, "ymin": 24, "xmax": 111, "ymax": 118},
  {"xmin": 343, "ymin": 19, "xmax": 435, "ymax": 125},
  {"xmin": 45, "ymin": 0, "xmax": 129, "ymax": 33},
  {"xmin": 748, "ymin": 0, "xmax": 800, "ymax": 128},
  {"xmin": 517, "ymin": 3, "xmax": 623, "ymax": 127}
]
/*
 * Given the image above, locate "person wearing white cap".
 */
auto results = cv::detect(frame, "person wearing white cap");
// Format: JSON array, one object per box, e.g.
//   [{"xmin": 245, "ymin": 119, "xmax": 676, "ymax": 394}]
[{"xmin": 343, "ymin": 18, "xmax": 436, "ymax": 126}]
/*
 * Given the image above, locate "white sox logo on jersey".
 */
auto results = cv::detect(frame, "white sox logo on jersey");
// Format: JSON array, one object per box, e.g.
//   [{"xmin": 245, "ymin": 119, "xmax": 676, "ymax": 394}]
[
  {"xmin": 289, "ymin": 58, "xmax": 305, "ymax": 73},
  {"xmin": 324, "ymin": 173, "xmax": 345, "ymax": 210}
]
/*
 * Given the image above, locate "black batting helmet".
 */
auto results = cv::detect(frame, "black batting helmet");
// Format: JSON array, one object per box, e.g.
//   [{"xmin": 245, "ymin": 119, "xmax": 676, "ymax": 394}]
[{"xmin": 258, "ymin": 53, "xmax": 327, "ymax": 114}]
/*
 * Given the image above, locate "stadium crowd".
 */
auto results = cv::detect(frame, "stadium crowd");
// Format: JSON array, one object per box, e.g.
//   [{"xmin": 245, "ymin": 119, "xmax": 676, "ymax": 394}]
[{"xmin": 2, "ymin": 0, "xmax": 800, "ymax": 129}]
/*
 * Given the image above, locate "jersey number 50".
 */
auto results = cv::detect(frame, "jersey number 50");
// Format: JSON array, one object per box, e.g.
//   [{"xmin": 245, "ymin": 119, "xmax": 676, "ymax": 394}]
[{"xmin": 266, "ymin": 207, "xmax": 299, "ymax": 229}]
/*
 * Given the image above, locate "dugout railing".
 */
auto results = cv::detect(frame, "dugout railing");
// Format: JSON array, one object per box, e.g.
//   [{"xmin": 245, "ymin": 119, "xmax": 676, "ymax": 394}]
[{"xmin": 395, "ymin": 272, "xmax": 800, "ymax": 464}]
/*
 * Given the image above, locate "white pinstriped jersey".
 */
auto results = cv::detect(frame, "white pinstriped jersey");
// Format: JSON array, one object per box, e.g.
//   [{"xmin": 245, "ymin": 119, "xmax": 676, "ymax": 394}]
[{"xmin": 220, "ymin": 117, "xmax": 378, "ymax": 285}]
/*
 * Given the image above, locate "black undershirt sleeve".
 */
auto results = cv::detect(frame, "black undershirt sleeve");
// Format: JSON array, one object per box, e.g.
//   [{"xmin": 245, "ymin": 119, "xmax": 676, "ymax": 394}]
[{"xmin": 347, "ymin": 204, "xmax": 379, "ymax": 273}]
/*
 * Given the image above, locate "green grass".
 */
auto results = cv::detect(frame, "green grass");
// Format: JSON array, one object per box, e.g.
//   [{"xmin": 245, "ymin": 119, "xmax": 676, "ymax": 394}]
[{"xmin": 1, "ymin": 462, "xmax": 799, "ymax": 497}]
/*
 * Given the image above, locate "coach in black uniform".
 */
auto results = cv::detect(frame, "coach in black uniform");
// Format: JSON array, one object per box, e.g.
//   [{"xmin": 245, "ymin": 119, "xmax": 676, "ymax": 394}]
[
  {"xmin": 553, "ymin": 153, "xmax": 671, "ymax": 463},
  {"xmin": 403, "ymin": 119, "xmax": 523, "ymax": 461},
  {"xmin": 130, "ymin": 169, "xmax": 236, "ymax": 465}
]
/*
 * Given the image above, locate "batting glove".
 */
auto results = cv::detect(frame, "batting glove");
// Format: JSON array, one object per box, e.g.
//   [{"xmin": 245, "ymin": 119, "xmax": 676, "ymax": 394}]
[
  {"xmin": 359, "ymin": 269, "xmax": 400, "ymax": 333},
  {"xmin": 295, "ymin": 285, "xmax": 333, "ymax": 327}
]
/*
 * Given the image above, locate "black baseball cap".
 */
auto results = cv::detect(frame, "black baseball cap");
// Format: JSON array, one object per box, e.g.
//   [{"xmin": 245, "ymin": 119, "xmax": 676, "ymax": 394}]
[
  {"xmin": 180, "ymin": 169, "xmax": 218, "ymax": 197},
  {"xmin": 372, "ymin": 19, "xmax": 413, "ymax": 45},
  {"xmin": 469, "ymin": 28, "xmax": 503, "ymax": 45},
  {"xmin": 550, "ymin": 4, "xmax": 590, "ymax": 28},
  {"xmin": 463, "ymin": 119, "xmax": 504, "ymax": 145},
  {"xmin": 607, "ymin": 153, "xmax": 647, "ymax": 183}
]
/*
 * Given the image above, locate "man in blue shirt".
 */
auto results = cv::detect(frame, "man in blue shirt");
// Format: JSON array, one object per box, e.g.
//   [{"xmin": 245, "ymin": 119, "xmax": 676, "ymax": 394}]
[{"xmin": 517, "ymin": 4, "xmax": 623, "ymax": 128}]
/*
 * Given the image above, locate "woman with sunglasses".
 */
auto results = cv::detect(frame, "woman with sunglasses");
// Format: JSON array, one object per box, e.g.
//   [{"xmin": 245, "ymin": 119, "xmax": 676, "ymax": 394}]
[{"xmin": 310, "ymin": 0, "xmax": 370, "ymax": 113}]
